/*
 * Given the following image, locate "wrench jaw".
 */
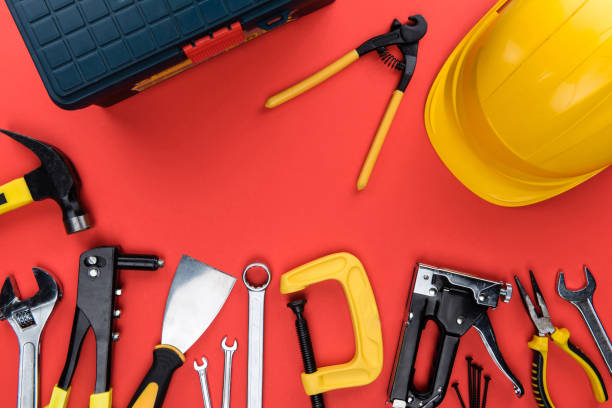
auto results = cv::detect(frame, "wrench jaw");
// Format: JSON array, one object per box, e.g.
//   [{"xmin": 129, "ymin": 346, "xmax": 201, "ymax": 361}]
[
  {"xmin": 0, "ymin": 276, "xmax": 20, "ymax": 319},
  {"xmin": 0, "ymin": 269, "xmax": 61, "ymax": 329},
  {"xmin": 558, "ymin": 267, "xmax": 596, "ymax": 302},
  {"xmin": 222, "ymin": 336, "xmax": 238, "ymax": 352}
]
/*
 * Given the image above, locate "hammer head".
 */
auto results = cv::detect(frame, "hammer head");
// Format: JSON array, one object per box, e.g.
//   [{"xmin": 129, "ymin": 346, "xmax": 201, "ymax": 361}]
[
  {"xmin": 1, "ymin": 129, "xmax": 91, "ymax": 234},
  {"xmin": 557, "ymin": 266, "xmax": 596, "ymax": 302}
]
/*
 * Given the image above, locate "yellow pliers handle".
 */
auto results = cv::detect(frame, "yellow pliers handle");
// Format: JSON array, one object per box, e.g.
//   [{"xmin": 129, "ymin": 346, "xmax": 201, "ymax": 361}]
[{"xmin": 528, "ymin": 328, "xmax": 608, "ymax": 408}]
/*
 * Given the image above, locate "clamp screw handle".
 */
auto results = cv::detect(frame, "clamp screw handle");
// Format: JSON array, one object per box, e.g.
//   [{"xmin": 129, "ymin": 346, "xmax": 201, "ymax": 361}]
[{"xmin": 287, "ymin": 300, "xmax": 325, "ymax": 408}]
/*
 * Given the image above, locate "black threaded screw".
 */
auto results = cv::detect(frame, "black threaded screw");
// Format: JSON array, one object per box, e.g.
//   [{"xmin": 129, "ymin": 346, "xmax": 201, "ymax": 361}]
[{"xmin": 288, "ymin": 300, "xmax": 325, "ymax": 408}]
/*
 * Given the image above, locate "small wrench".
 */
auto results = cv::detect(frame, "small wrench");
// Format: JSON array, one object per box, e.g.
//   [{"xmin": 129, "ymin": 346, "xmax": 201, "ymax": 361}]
[
  {"xmin": 221, "ymin": 337, "xmax": 237, "ymax": 408},
  {"xmin": 0, "ymin": 268, "xmax": 60, "ymax": 408},
  {"xmin": 194, "ymin": 357, "xmax": 213, "ymax": 408},
  {"xmin": 243, "ymin": 263, "xmax": 271, "ymax": 408},
  {"xmin": 558, "ymin": 267, "xmax": 612, "ymax": 374}
]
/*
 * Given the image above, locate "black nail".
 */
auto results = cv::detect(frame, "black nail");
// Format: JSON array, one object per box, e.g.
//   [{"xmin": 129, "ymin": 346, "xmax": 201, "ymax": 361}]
[
  {"xmin": 482, "ymin": 375, "xmax": 491, "ymax": 408},
  {"xmin": 476, "ymin": 366, "xmax": 483, "ymax": 408},
  {"xmin": 466, "ymin": 357, "xmax": 473, "ymax": 408},
  {"xmin": 452, "ymin": 382, "xmax": 466, "ymax": 408}
]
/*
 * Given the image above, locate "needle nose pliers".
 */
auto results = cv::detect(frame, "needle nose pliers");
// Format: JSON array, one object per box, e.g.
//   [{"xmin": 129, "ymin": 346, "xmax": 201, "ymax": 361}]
[
  {"xmin": 266, "ymin": 15, "xmax": 428, "ymax": 191},
  {"xmin": 514, "ymin": 271, "xmax": 608, "ymax": 407}
]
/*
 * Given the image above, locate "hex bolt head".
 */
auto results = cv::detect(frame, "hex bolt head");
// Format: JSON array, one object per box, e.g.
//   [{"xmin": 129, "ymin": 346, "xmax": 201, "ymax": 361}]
[
  {"xmin": 113, "ymin": 310, "xmax": 121, "ymax": 318},
  {"xmin": 112, "ymin": 333, "xmax": 120, "ymax": 341},
  {"xmin": 114, "ymin": 288, "xmax": 122, "ymax": 296}
]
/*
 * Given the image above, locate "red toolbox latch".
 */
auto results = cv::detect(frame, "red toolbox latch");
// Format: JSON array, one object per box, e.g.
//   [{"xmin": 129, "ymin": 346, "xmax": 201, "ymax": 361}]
[{"xmin": 183, "ymin": 22, "xmax": 246, "ymax": 64}]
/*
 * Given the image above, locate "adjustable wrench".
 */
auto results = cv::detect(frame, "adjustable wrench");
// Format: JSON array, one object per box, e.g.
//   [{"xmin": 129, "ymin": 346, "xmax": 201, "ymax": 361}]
[
  {"xmin": 194, "ymin": 357, "xmax": 213, "ymax": 408},
  {"xmin": 243, "ymin": 263, "xmax": 271, "ymax": 408},
  {"xmin": 0, "ymin": 268, "xmax": 61, "ymax": 408},
  {"xmin": 221, "ymin": 337, "xmax": 237, "ymax": 408},
  {"xmin": 558, "ymin": 267, "xmax": 612, "ymax": 374}
]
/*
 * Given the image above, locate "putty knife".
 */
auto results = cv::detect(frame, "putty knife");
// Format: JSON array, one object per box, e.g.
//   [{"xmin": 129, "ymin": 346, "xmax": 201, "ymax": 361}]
[{"xmin": 128, "ymin": 255, "xmax": 236, "ymax": 408}]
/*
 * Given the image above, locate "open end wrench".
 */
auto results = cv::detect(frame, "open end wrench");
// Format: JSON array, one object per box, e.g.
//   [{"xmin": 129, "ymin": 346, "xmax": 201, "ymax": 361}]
[
  {"xmin": 0, "ymin": 268, "xmax": 60, "ymax": 408},
  {"xmin": 243, "ymin": 263, "xmax": 271, "ymax": 408},
  {"xmin": 222, "ymin": 337, "xmax": 237, "ymax": 408},
  {"xmin": 558, "ymin": 267, "xmax": 612, "ymax": 374},
  {"xmin": 194, "ymin": 357, "xmax": 213, "ymax": 408}
]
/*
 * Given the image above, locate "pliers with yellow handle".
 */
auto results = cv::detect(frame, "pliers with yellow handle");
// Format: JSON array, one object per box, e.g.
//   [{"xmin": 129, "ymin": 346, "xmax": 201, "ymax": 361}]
[
  {"xmin": 266, "ymin": 16, "xmax": 427, "ymax": 191},
  {"xmin": 514, "ymin": 271, "xmax": 608, "ymax": 407}
]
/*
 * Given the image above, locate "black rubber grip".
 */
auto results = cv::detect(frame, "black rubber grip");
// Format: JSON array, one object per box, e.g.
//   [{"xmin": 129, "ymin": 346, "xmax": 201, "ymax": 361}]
[
  {"xmin": 531, "ymin": 351, "xmax": 553, "ymax": 408},
  {"xmin": 127, "ymin": 347, "xmax": 184, "ymax": 408},
  {"xmin": 566, "ymin": 340, "xmax": 608, "ymax": 401}
]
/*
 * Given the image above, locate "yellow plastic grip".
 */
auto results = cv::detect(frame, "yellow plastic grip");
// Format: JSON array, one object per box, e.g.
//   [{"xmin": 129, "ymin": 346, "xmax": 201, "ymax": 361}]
[
  {"xmin": 527, "ymin": 336, "xmax": 554, "ymax": 408},
  {"xmin": 0, "ymin": 177, "xmax": 34, "ymax": 215},
  {"xmin": 90, "ymin": 390, "xmax": 112, "ymax": 408},
  {"xmin": 357, "ymin": 90, "xmax": 404, "ymax": 191},
  {"xmin": 265, "ymin": 50, "xmax": 360, "ymax": 108},
  {"xmin": 280, "ymin": 252, "xmax": 383, "ymax": 395},
  {"xmin": 45, "ymin": 385, "xmax": 71, "ymax": 408},
  {"xmin": 550, "ymin": 328, "xmax": 608, "ymax": 403}
]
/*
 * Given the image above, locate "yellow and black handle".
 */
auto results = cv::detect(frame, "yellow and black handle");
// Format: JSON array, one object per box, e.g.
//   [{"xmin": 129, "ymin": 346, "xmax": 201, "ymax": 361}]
[
  {"xmin": 265, "ymin": 50, "xmax": 360, "ymax": 109},
  {"xmin": 528, "ymin": 329, "xmax": 608, "ymax": 408},
  {"xmin": 128, "ymin": 345, "xmax": 185, "ymax": 408},
  {"xmin": 46, "ymin": 386, "xmax": 112, "ymax": 408},
  {"xmin": 0, "ymin": 177, "xmax": 34, "ymax": 215}
]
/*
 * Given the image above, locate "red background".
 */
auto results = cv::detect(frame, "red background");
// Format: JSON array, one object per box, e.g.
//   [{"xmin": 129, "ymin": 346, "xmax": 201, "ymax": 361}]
[{"xmin": 1, "ymin": 0, "xmax": 611, "ymax": 407}]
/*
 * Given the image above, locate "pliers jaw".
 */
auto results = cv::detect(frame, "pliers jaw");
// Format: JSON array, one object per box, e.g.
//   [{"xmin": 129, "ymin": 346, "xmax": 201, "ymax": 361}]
[
  {"xmin": 514, "ymin": 271, "xmax": 555, "ymax": 337},
  {"xmin": 355, "ymin": 15, "xmax": 428, "ymax": 91}
]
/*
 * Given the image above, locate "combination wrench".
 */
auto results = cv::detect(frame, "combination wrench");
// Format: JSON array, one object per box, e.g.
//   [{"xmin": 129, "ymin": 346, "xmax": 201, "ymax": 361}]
[
  {"xmin": 222, "ymin": 337, "xmax": 237, "ymax": 408},
  {"xmin": 194, "ymin": 357, "xmax": 213, "ymax": 408},
  {"xmin": 558, "ymin": 267, "xmax": 612, "ymax": 374},
  {"xmin": 243, "ymin": 263, "xmax": 271, "ymax": 408},
  {"xmin": 0, "ymin": 268, "xmax": 60, "ymax": 408}
]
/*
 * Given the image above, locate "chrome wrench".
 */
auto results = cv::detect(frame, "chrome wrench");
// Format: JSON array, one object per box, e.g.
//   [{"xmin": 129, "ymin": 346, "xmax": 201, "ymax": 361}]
[
  {"xmin": 243, "ymin": 263, "xmax": 271, "ymax": 408},
  {"xmin": 0, "ymin": 268, "xmax": 60, "ymax": 408},
  {"xmin": 558, "ymin": 267, "xmax": 612, "ymax": 374},
  {"xmin": 194, "ymin": 357, "xmax": 213, "ymax": 408},
  {"xmin": 221, "ymin": 337, "xmax": 237, "ymax": 408}
]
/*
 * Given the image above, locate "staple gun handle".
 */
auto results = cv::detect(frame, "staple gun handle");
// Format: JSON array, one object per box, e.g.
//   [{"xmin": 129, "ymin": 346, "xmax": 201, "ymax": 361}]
[
  {"xmin": 280, "ymin": 252, "xmax": 383, "ymax": 395},
  {"xmin": 473, "ymin": 313, "xmax": 524, "ymax": 397}
]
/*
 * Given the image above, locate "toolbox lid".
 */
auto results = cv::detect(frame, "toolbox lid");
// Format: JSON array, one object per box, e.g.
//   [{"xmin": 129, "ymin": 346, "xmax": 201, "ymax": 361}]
[{"xmin": 5, "ymin": 0, "xmax": 293, "ymax": 109}]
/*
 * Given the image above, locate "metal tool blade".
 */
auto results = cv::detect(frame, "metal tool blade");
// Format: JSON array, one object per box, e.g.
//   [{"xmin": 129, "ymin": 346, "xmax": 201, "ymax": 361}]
[{"xmin": 162, "ymin": 255, "xmax": 236, "ymax": 354}]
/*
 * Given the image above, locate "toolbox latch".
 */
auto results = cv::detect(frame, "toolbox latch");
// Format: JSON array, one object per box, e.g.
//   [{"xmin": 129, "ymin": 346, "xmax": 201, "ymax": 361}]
[{"xmin": 183, "ymin": 22, "xmax": 246, "ymax": 64}]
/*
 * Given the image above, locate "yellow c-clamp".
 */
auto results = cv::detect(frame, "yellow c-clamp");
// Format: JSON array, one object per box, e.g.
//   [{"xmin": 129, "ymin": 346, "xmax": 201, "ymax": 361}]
[{"xmin": 280, "ymin": 253, "xmax": 384, "ymax": 402}]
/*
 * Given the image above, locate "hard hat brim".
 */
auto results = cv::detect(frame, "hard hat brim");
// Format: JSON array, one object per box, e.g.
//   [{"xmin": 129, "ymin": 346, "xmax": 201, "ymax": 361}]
[{"xmin": 424, "ymin": 0, "xmax": 604, "ymax": 207}]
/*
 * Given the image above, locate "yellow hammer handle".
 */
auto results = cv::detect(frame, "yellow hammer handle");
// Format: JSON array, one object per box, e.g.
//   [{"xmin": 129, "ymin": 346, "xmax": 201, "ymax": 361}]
[
  {"xmin": 266, "ymin": 50, "xmax": 360, "ymax": 108},
  {"xmin": 551, "ymin": 328, "xmax": 608, "ymax": 403},
  {"xmin": 357, "ymin": 90, "xmax": 404, "ymax": 191},
  {"xmin": 0, "ymin": 177, "xmax": 33, "ymax": 215}
]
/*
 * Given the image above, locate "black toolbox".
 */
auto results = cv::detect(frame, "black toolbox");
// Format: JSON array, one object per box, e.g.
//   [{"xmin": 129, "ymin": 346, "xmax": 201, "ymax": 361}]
[{"xmin": 5, "ymin": 0, "xmax": 334, "ymax": 109}]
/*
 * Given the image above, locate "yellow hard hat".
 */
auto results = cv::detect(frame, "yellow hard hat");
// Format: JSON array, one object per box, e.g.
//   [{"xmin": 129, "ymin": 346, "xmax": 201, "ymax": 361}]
[{"xmin": 425, "ymin": 0, "xmax": 612, "ymax": 206}]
